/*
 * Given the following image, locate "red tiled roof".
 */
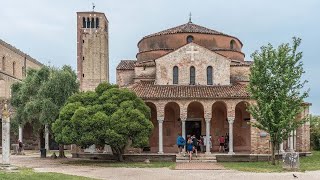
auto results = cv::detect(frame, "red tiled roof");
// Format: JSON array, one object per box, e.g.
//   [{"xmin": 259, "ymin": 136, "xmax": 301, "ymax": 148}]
[
  {"xmin": 116, "ymin": 60, "xmax": 136, "ymax": 70},
  {"xmin": 140, "ymin": 22, "xmax": 242, "ymax": 46},
  {"xmin": 130, "ymin": 81, "xmax": 250, "ymax": 99}
]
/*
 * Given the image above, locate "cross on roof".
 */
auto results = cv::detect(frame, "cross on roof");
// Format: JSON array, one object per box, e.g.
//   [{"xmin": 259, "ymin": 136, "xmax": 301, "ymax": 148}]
[{"xmin": 186, "ymin": 45, "xmax": 198, "ymax": 61}]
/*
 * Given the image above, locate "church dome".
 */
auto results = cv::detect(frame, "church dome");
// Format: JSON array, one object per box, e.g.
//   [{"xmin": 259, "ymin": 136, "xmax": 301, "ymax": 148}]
[{"xmin": 137, "ymin": 21, "xmax": 245, "ymax": 62}]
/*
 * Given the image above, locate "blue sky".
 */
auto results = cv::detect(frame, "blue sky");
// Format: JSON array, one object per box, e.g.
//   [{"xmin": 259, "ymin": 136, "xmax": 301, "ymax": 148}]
[{"xmin": 0, "ymin": 0, "xmax": 319, "ymax": 114}]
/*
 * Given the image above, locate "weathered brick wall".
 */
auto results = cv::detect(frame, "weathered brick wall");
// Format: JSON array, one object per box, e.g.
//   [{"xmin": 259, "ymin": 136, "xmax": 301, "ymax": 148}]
[
  {"xmin": 116, "ymin": 69, "xmax": 135, "ymax": 86},
  {"xmin": 0, "ymin": 40, "xmax": 42, "ymax": 98},
  {"xmin": 155, "ymin": 43, "xmax": 230, "ymax": 86},
  {"xmin": 138, "ymin": 33, "xmax": 244, "ymax": 62},
  {"xmin": 230, "ymin": 65, "xmax": 250, "ymax": 82},
  {"xmin": 134, "ymin": 66, "xmax": 156, "ymax": 79}
]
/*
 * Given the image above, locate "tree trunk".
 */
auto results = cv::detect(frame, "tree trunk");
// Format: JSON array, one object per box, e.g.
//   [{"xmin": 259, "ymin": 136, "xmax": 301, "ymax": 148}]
[
  {"xmin": 271, "ymin": 141, "xmax": 276, "ymax": 165},
  {"xmin": 58, "ymin": 144, "xmax": 66, "ymax": 158}
]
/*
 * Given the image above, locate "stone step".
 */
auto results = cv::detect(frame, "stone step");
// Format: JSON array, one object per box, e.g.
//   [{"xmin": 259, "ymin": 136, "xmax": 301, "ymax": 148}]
[
  {"xmin": 176, "ymin": 154, "xmax": 216, "ymax": 157},
  {"xmin": 176, "ymin": 159, "xmax": 217, "ymax": 163},
  {"xmin": 176, "ymin": 156, "xmax": 216, "ymax": 160}
]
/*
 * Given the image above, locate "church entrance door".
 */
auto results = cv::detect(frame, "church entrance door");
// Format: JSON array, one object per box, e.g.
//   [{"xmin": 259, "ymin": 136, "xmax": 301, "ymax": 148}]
[{"xmin": 185, "ymin": 121, "xmax": 201, "ymax": 139}]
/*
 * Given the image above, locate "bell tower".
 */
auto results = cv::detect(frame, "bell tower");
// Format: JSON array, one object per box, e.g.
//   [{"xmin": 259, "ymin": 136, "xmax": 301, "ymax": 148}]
[{"xmin": 76, "ymin": 11, "xmax": 109, "ymax": 91}]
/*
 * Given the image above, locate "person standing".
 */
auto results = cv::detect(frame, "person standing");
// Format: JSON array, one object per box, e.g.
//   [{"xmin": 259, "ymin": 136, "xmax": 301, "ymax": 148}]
[
  {"xmin": 176, "ymin": 133, "xmax": 185, "ymax": 154},
  {"xmin": 218, "ymin": 135, "xmax": 225, "ymax": 152},
  {"xmin": 199, "ymin": 136, "xmax": 204, "ymax": 152},
  {"xmin": 192, "ymin": 135, "xmax": 198, "ymax": 157},
  {"xmin": 186, "ymin": 137, "xmax": 193, "ymax": 162}
]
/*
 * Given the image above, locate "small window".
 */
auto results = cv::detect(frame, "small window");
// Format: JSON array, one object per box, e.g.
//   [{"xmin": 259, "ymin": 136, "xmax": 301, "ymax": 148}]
[
  {"xmin": 1, "ymin": 56, "xmax": 5, "ymax": 71},
  {"xmin": 83, "ymin": 40, "xmax": 85, "ymax": 43},
  {"xmin": 143, "ymin": 65, "xmax": 146, "ymax": 70},
  {"xmin": 173, "ymin": 66, "xmax": 178, "ymax": 84},
  {"xmin": 187, "ymin": 35, "xmax": 194, "ymax": 43},
  {"xmin": 86, "ymin": 17, "xmax": 90, "ymax": 28},
  {"xmin": 82, "ymin": 57, "xmax": 84, "ymax": 60},
  {"xmin": 190, "ymin": 66, "xmax": 195, "ymax": 85},
  {"xmin": 13, "ymin": 62, "xmax": 16, "ymax": 76},
  {"xmin": 230, "ymin": 40, "xmax": 236, "ymax": 50},
  {"xmin": 91, "ymin": 18, "xmax": 95, "ymax": 28},
  {"xmin": 82, "ymin": 17, "xmax": 86, "ymax": 28},
  {"xmin": 82, "ymin": 74, "xmax": 84, "ymax": 78},
  {"xmin": 207, "ymin": 66, "xmax": 213, "ymax": 85},
  {"xmin": 96, "ymin": 18, "xmax": 99, "ymax": 28}
]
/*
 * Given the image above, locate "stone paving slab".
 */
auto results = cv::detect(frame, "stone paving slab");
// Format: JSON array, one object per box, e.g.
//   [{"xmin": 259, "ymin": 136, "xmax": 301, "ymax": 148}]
[{"xmin": 175, "ymin": 162, "xmax": 225, "ymax": 170}]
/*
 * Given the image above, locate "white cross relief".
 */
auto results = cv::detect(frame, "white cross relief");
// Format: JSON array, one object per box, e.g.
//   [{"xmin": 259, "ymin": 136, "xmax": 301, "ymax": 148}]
[{"xmin": 186, "ymin": 46, "xmax": 199, "ymax": 61}]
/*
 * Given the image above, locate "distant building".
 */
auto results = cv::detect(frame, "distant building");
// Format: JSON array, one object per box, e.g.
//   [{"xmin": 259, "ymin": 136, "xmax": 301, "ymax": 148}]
[
  {"xmin": 116, "ymin": 20, "xmax": 311, "ymax": 154},
  {"xmin": 76, "ymin": 11, "xmax": 109, "ymax": 91}
]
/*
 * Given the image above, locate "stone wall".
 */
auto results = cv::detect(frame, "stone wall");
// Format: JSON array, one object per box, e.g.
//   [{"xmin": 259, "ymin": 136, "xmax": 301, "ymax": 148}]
[
  {"xmin": 230, "ymin": 65, "xmax": 250, "ymax": 82},
  {"xmin": 155, "ymin": 43, "xmax": 230, "ymax": 86},
  {"xmin": 116, "ymin": 69, "xmax": 135, "ymax": 87}
]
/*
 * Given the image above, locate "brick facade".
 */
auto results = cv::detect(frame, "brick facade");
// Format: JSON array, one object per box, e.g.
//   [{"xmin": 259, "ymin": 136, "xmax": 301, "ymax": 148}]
[{"xmin": 116, "ymin": 21, "xmax": 311, "ymax": 154}]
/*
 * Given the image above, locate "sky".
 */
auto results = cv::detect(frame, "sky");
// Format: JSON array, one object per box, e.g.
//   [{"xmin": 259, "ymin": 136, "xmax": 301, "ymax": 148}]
[{"xmin": 0, "ymin": 0, "xmax": 319, "ymax": 115}]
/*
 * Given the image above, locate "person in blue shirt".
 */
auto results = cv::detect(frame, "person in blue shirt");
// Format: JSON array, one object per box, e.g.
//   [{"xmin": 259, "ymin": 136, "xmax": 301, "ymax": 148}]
[
  {"xmin": 186, "ymin": 136, "xmax": 193, "ymax": 162},
  {"xmin": 176, "ymin": 133, "xmax": 185, "ymax": 154}
]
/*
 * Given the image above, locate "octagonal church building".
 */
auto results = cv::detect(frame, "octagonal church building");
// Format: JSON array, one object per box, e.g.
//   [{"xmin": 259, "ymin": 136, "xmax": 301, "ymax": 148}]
[{"xmin": 116, "ymin": 19, "xmax": 310, "ymax": 154}]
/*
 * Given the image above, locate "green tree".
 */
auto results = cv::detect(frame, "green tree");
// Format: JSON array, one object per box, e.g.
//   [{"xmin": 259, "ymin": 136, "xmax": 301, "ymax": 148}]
[
  {"xmin": 52, "ymin": 82, "xmax": 153, "ymax": 161},
  {"xmin": 11, "ymin": 65, "xmax": 79, "ymax": 157},
  {"xmin": 310, "ymin": 115, "xmax": 320, "ymax": 150},
  {"xmin": 248, "ymin": 37, "xmax": 309, "ymax": 165}
]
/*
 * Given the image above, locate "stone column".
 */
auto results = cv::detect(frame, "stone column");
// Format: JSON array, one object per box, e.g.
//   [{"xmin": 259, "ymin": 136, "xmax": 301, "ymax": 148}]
[
  {"xmin": 280, "ymin": 142, "xmax": 285, "ymax": 153},
  {"xmin": 205, "ymin": 118, "xmax": 211, "ymax": 154},
  {"xmin": 2, "ymin": 102, "xmax": 11, "ymax": 166},
  {"xmin": 45, "ymin": 124, "xmax": 49, "ymax": 151},
  {"xmin": 228, "ymin": 117, "xmax": 235, "ymax": 155},
  {"xmin": 18, "ymin": 125, "xmax": 23, "ymax": 142},
  {"xmin": 293, "ymin": 130, "xmax": 297, "ymax": 150},
  {"xmin": 289, "ymin": 131, "xmax": 294, "ymax": 152},
  {"xmin": 181, "ymin": 118, "xmax": 186, "ymax": 152},
  {"xmin": 158, "ymin": 117, "xmax": 164, "ymax": 154}
]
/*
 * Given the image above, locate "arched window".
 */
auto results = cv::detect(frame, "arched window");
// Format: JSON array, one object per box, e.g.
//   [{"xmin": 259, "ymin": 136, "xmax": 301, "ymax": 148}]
[
  {"xmin": 96, "ymin": 18, "xmax": 99, "ymax": 28},
  {"xmin": 190, "ymin": 66, "xmax": 195, "ymax": 85},
  {"xmin": 207, "ymin": 66, "xmax": 213, "ymax": 85},
  {"xmin": 187, "ymin": 35, "xmax": 194, "ymax": 43},
  {"xmin": 230, "ymin": 40, "xmax": 236, "ymax": 50},
  {"xmin": 173, "ymin": 66, "xmax": 178, "ymax": 84},
  {"xmin": 13, "ymin": 61, "xmax": 16, "ymax": 76},
  {"xmin": 86, "ymin": 17, "xmax": 90, "ymax": 28},
  {"xmin": 91, "ymin": 18, "xmax": 95, "ymax": 28},
  {"xmin": 82, "ymin": 17, "xmax": 86, "ymax": 28},
  {"xmin": 1, "ymin": 56, "xmax": 5, "ymax": 71}
]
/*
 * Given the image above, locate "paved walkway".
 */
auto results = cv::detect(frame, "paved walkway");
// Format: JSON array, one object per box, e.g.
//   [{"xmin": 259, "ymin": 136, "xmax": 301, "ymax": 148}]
[{"xmin": 1, "ymin": 154, "xmax": 320, "ymax": 180}]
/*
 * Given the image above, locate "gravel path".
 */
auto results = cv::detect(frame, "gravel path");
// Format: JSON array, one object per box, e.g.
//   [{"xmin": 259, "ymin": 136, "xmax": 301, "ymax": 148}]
[{"xmin": 2, "ymin": 154, "xmax": 320, "ymax": 180}]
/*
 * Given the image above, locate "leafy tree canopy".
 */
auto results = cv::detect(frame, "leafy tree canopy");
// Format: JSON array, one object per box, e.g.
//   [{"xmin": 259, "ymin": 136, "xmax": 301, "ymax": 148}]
[
  {"xmin": 248, "ymin": 37, "xmax": 309, "ymax": 165},
  {"xmin": 11, "ymin": 65, "xmax": 79, "ymax": 132},
  {"xmin": 52, "ymin": 82, "xmax": 153, "ymax": 161}
]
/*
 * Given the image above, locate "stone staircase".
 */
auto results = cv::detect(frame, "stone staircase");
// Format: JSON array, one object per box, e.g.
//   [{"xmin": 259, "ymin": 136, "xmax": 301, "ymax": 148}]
[{"xmin": 176, "ymin": 153, "xmax": 217, "ymax": 163}]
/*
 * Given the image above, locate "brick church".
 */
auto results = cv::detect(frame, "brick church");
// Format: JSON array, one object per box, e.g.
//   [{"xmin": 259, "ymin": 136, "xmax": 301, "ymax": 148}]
[{"xmin": 116, "ymin": 18, "xmax": 311, "ymax": 154}]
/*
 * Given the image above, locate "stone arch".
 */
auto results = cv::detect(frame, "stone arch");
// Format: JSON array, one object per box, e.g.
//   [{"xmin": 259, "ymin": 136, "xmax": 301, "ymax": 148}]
[
  {"xmin": 187, "ymin": 101, "xmax": 204, "ymax": 119},
  {"xmin": 163, "ymin": 102, "xmax": 181, "ymax": 152},
  {"xmin": 186, "ymin": 101, "xmax": 204, "ymax": 139},
  {"xmin": 211, "ymin": 101, "xmax": 228, "ymax": 151},
  {"xmin": 145, "ymin": 102, "xmax": 158, "ymax": 152},
  {"xmin": 234, "ymin": 101, "xmax": 251, "ymax": 152},
  {"xmin": 230, "ymin": 39, "xmax": 236, "ymax": 50}
]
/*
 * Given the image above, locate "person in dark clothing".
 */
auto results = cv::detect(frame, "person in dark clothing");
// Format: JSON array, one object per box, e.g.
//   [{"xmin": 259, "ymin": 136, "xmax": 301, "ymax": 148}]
[{"xmin": 192, "ymin": 135, "xmax": 198, "ymax": 157}]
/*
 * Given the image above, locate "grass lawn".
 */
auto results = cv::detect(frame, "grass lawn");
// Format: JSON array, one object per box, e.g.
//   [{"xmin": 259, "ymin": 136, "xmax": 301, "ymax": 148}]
[
  {"xmin": 0, "ymin": 169, "xmax": 93, "ymax": 180},
  {"xmin": 222, "ymin": 151, "xmax": 320, "ymax": 172},
  {"xmin": 63, "ymin": 160, "xmax": 176, "ymax": 169}
]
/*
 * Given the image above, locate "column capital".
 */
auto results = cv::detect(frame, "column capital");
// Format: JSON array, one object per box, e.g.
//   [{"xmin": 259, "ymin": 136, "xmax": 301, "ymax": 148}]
[
  {"xmin": 157, "ymin": 117, "xmax": 164, "ymax": 123},
  {"xmin": 180, "ymin": 117, "xmax": 187, "ymax": 122},
  {"xmin": 205, "ymin": 118, "xmax": 211, "ymax": 122},
  {"xmin": 228, "ymin": 117, "xmax": 235, "ymax": 124}
]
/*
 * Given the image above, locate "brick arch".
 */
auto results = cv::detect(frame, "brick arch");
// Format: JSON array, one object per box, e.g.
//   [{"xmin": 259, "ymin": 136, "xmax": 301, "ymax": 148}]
[
  {"xmin": 211, "ymin": 101, "xmax": 228, "ymax": 151},
  {"xmin": 163, "ymin": 102, "xmax": 181, "ymax": 152},
  {"xmin": 234, "ymin": 101, "xmax": 251, "ymax": 152},
  {"xmin": 145, "ymin": 102, "xmax": 158, "ymax": 152},
  {"xmin": 187, "ymin": 101, "xmax": 204, "ymax": 118}
]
